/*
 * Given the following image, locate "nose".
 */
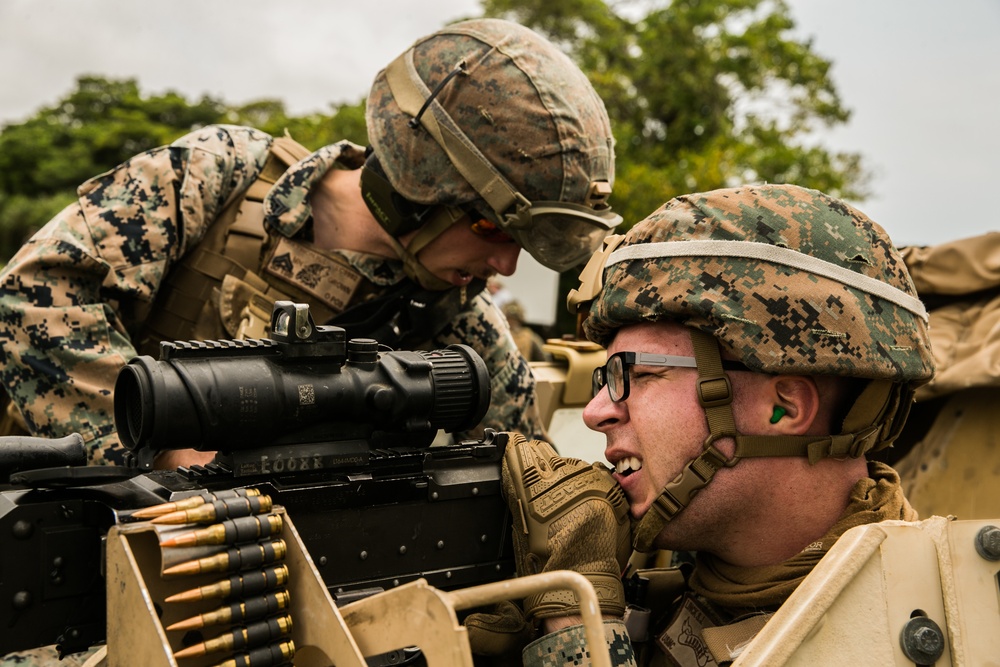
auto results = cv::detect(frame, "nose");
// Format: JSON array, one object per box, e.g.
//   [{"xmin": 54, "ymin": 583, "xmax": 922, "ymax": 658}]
[
  {"xmin": 488, "ymin": 244, "xmax": 521, "ymax": 277},
  {"xmin": 583, "ymin": 385, "xmax": 626, "ymax": 433}
]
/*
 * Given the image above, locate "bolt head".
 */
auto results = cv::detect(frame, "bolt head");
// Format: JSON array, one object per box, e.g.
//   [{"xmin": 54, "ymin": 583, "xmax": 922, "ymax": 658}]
[
  {"xmin": 12, "ymin": 520, "xmax": 33, "ymax": 540},
  {"xmin": 975, "ymin": 525, "xmax": 1000, "ymax": 561},
  {"xmin": 900, "ymin": 617, "xmax": 945, "ymax": 664}
]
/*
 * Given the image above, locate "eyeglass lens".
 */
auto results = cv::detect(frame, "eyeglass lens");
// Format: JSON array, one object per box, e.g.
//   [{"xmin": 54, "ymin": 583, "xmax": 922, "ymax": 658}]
[
  {"xmin": 608, "ymin": 354, "xmax": 625, "ymax": 401},
  {"xmin": 592, "ymin": 354, "xmax": 627, "ymax": 402}
]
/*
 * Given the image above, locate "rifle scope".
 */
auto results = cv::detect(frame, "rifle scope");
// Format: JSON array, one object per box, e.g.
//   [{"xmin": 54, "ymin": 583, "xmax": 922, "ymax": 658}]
[{"xmin": 114, "ymin": 302, "xmax": 491, "ymax": 453}]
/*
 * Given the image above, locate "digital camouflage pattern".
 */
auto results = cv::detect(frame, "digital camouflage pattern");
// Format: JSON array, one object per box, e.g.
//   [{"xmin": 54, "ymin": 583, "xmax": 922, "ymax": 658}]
[
  {"xmin": 0, "ymin": 647, "xmax": 98, "ymax": 667},
  {"xmin": 366, "ymin": 18, "xmax": 615, "ymax": 216},
  {"xmin": 583, "ymin": 184, "xmax": 935, "ymax": 384},
  {"xmin": 265, "ymin": 140, "xmax": 364, "ymax": 238},
  {"xmin": 523, "ymin": 621, "xmax": 635, "ymax": 667},
  {"xmin": 519, "ymin": 186, "xmax": 933, "ymax": 667},
  {"xmin": 0, "ymin": 125, "xmax": 542, "ymax": 467}
]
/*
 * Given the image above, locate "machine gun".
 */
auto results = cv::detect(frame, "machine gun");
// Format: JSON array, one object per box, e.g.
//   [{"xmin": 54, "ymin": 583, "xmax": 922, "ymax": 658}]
[{"xmin": 0, "ymin": 302, "xmax": 514, "ymax": 657}]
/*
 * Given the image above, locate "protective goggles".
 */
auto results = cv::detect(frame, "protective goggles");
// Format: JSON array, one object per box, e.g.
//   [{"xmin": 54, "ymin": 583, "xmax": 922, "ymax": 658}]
[
  {"xmin": 466, "ymin": 204, "xmax": 621, "ymax": 268},
  {"xmin": 493, "ymin": 195, "xmax": 622, "ymax": 272},
  {"xmin": 593, "ymin": 351, "xmax": 749, "ymax": 402},
  {"xmin": 384, "ymin": 51, "xmax": 622, "ymax": 273}
]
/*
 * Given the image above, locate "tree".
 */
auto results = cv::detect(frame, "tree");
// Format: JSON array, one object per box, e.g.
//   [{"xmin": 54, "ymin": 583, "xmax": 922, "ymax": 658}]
[
  {"xmin": 0, "ymin": 76, "xmax": 228, "ymax": 198},
  {"xmin": 480, "ymin": 0, "xmax": 869, "ymax": 332},
  {"xmin": 226, "ymin": 98, "xmax": 368, "ymax": 149},
  {"xmin": 0, "ymin": 76, "xmax": 369, "ymax": 262},
  {"xmin": 0, "ymin": 76, "xmax": 225, "ymax": 261},
  {"xmin": 0, "ymin": 191, "xmax": 76, "ymax": 269}
]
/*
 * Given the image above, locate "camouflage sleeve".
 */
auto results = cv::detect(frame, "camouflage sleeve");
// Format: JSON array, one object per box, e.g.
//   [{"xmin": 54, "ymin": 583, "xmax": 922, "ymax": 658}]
[
  {"xmin": 432, "ymin": 289, "xmax": 546, "ymax": 441},
  {"xmin": 523, "ymin": 621, "xmax": 636, "ymax": 667},
  {"xmin": 0, "ymin": 125, "xmax": 272, "ymax": 465}
]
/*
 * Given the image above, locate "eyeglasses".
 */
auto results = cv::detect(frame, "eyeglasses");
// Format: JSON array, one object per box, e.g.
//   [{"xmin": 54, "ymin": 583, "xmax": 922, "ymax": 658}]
[
  {"xmin": 592, "ymin": 351, "xmax": 750, "ymax": 402},
  {"xmin": 468, "ymin": 214, "xmax": 515, "ymax": 244}
]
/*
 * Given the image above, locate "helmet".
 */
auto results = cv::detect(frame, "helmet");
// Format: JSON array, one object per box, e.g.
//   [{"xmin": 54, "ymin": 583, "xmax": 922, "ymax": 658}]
[
  {"xmin": 571, "ymin": 184, "xmax": 935, "ymax": 550},
  {"xmin": 364, "ymin": 18, "xmax": 620, "ymax": 281},
  {"xmin": 582, "ymin": 184, "xmax": 934, "ymax": 383}
]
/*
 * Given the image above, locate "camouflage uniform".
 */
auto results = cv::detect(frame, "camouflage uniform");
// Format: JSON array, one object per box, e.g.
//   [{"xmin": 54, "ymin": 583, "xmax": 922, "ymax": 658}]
[
  {"xmin": 520, "ymin": 461, "xmax": 914, "ymax": 667},
  {"xmin": 0, "ymin": 124, "xmax": 542, "ymax": 466},
  {"xmin": 520, "ymin": 184, "xmax": 933, "ymax": 666},
  {"xmin": 3, "ymin": 18, "xmax": 624, "ymax": 664},
  {"xmin": 0, "ymin": 648, "xmax": 97, "ymax": 667}
]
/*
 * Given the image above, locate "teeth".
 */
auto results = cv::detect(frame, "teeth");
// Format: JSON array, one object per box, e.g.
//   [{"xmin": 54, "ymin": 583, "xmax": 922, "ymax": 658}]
[{"xmin": 615, "ymin": 456, "xmax": 642, "ymax": 475}]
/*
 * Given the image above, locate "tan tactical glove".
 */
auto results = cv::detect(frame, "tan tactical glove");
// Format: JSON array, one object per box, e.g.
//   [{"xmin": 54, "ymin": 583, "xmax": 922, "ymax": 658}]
[
  {"xmin": 464, "ymin": 600, "xmax": 534, "ymax": 660},
  {"xmin": 502, "ymin": 433, "xmax": 632, "ymax": 620}
]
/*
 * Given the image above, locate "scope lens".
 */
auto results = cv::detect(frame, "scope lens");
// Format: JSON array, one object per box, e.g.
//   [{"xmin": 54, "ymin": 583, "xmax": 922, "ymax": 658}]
[{"xmin": 113, "ymin": 365, "xmax": 148, "ymax": 451}]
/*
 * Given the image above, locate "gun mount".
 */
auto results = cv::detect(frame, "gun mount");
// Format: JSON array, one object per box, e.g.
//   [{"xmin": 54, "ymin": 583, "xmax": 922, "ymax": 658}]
[{"xmin": 1, "ymin": 302, "xmax": 513, "ymax": 656}]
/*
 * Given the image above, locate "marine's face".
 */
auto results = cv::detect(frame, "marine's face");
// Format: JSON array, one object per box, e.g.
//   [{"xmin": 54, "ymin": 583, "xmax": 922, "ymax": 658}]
[
  {"xmin": 414, "ymin": 217, "xmax": 522, "ymax": 287},
  {"xmin": 585, "ymin": 321, "xmax": 714, "ymax": 523}
]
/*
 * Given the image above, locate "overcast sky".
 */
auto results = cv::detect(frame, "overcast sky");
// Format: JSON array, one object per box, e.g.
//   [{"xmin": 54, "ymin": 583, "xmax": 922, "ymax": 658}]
[{"xmin": 2, "ymin": 0, "xmax": 998, "ymax": 321}]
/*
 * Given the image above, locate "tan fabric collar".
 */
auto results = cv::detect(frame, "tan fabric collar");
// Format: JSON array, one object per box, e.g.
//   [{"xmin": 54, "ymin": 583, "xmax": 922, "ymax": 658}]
[
  {"xmin": 688, "ymin": 461, "xmax": 915, "ymax": 616},
  {"xmin": 263, "ymin": 140, "xmax": 367, "ymax": 238}
]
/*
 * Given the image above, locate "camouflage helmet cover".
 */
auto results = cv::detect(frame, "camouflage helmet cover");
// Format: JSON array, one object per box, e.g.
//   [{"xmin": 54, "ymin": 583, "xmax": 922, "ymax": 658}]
[
  {"xmin": 583, "ymin": 184, "xmax": 935, "ymax": 384},
  {"xmin": 366, "ymin": 18, "xmax": 615, "ymax": 215}
]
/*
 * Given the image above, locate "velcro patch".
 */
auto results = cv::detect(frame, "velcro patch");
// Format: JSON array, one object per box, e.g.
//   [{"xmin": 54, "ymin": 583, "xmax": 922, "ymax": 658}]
[
  {"xmin": 264, "ymin": 238, "xmax": 363, "ymax": 312},
  {"xmin": 655, "ymin": 594, "xmax": 721, "ymax": 667}
]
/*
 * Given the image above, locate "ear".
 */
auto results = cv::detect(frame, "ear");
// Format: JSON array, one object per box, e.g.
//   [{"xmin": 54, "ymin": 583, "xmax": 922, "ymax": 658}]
[{"xmin": 766, "ymin": 375, "xmax": 821, "ymax": 436}]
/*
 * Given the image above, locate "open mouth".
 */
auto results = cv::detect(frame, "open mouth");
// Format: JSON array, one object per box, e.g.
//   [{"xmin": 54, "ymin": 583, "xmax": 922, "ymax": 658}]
[{"xmin": 615, "ymin": 456, "xmax": 642, "ymax": 477}]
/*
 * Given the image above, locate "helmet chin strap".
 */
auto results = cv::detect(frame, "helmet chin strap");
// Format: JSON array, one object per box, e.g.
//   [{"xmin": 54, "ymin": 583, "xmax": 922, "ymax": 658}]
[
  {"xmin": 384, "ymin": 206, "xmax": 464, "ymax": 292},
  {"xmin": 631, "ymin": 329, "xmax": 740, "ymax": 552},
  {"xmin": 630, "ymin": 329, "xmax": 906, "ymax": 553}
]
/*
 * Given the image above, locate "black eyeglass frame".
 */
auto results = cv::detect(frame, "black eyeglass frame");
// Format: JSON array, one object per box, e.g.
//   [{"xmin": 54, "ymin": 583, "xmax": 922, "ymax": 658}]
[{"xmin": 592, "ymin": 351, "xmax": 750, "ymax": 402}]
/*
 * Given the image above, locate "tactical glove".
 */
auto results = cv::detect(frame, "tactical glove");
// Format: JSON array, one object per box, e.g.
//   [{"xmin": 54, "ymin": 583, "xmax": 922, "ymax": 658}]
[
  {"xmin": 464, "ymin": 600, "xmax": 534, "ymax": 659},
  {"xmin": 502, "ymin": 433, "xmax": 632, "ymax": 620}
]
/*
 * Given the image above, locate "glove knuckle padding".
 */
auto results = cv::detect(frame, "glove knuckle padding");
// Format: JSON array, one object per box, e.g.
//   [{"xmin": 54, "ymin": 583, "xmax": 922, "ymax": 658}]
[
  {"xmin": 464, "ymin": 600, "xmax": 534, "ymax": 657},
  {"xmin": 502, "ymin": 433, "xmax": 631, "ymax": 620}
]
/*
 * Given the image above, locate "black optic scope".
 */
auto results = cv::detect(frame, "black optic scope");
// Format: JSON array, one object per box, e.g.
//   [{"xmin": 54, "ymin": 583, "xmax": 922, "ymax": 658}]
[{"xmin": 114, "ymin": 302, "xmax": 490, "ymax": 453}]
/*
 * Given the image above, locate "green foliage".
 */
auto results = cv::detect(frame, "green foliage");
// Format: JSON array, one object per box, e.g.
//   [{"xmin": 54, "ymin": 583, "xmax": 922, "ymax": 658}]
[
  {"xmin": 226, "ymin": 99, "xmax": 368, "ymax": 149},
  {"xmin": 481, "ymin": 0, "xmax": 869, "ymax": 227},
  {"xmin": 0, "ymin": 76, "xmax": 369, "ymax": 261},
  {"xmin": 0, "ymin": 191, "xmax": 76, "ymax": 265},
  {"xmin": 0, "ymin": 76, "xmax": 228, "ymax": 199},
  {"xmin": 480, "ymin": 0, "xmax": 870, "ymax": 334},
  {"xmin": 1, "ymin": 5, "xmax": 868, "ymax": 336}
]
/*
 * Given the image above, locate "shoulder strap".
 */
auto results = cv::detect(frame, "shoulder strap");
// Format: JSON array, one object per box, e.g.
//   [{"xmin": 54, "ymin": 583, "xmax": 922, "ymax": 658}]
[
  {"xmin": 0, "ymin": 389, "xmax": 29, "ymax": 437},
  {"xmin": 226, "ymin": 134, "xmax": 312, "ymax": 265},
  {"xmin": 138, "ymin": 134, "xmax": 311, "ymax": 350}
]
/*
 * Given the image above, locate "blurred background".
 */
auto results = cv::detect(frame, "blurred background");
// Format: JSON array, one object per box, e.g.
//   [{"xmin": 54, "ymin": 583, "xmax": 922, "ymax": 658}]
[{"xmin": 2, "ymin": 0, "xmax": 998, "ymax": 335}]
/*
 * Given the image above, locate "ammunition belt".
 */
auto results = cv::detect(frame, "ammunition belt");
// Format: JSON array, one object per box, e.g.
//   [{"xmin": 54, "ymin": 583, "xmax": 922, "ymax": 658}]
[{"xmin": 128, "ymin": 488, "xmax": 296, "ymax": 667}]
